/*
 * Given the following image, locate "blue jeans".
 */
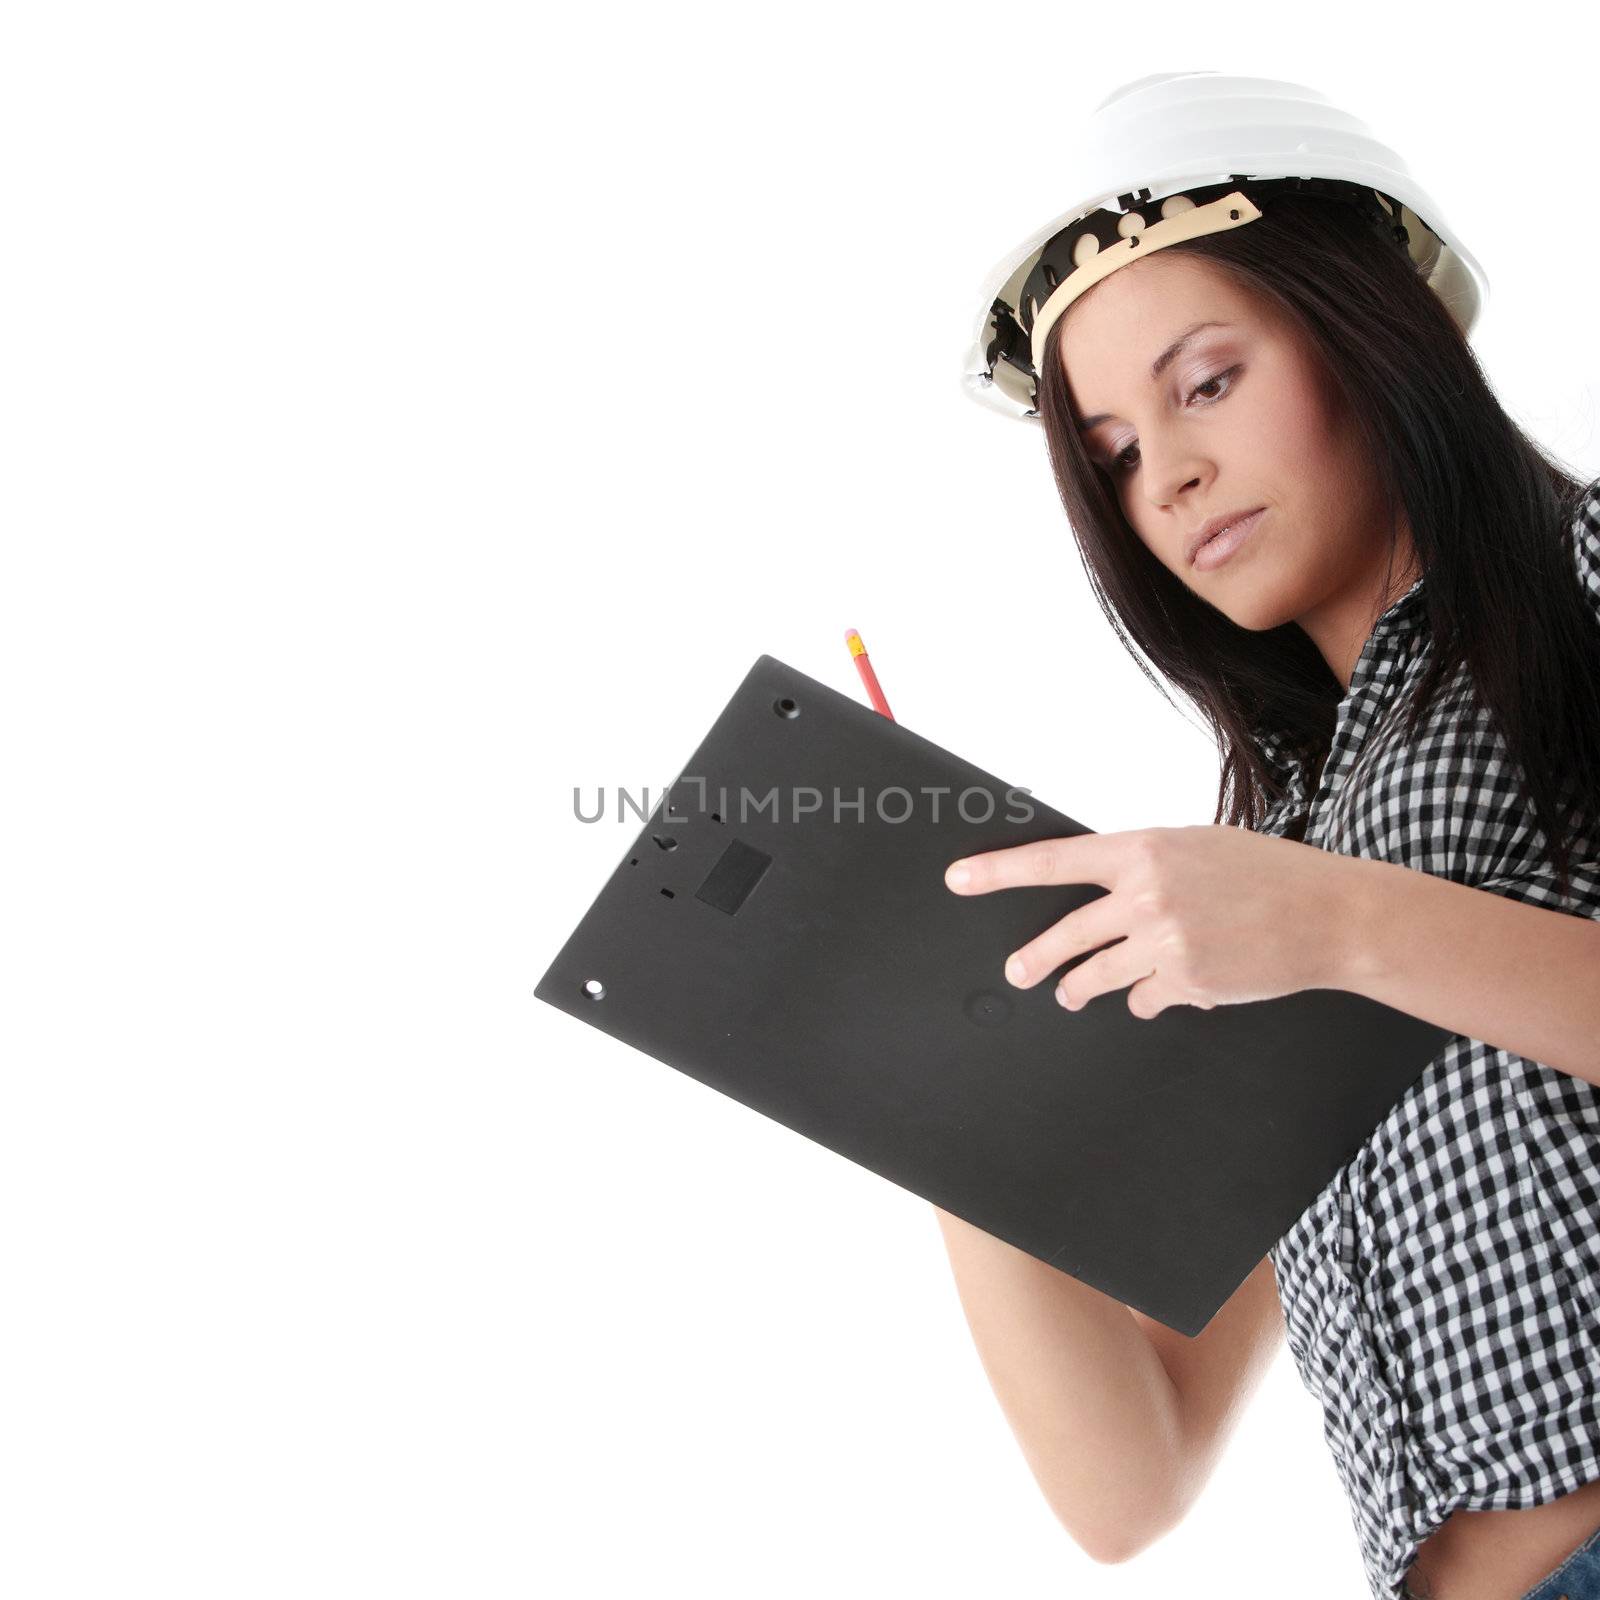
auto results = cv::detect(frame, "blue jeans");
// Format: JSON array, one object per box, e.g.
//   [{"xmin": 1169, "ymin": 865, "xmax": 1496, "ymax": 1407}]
[
  {"xmin": 1516, "ymin": 1523, "xmax": 1600, "ymax": 1600},
  {"xmin": 1403, "ymin": 1524, "xmax": 1600, "ymax": 1600}
]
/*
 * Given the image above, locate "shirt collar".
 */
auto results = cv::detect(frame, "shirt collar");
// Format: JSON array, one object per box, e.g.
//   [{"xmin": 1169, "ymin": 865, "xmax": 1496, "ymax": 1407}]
[
  {"xmin": 1252, "ymin": 571, "xmax": 1428, "ymax": 784},
  {"xmin": 1344, "ymin": 571, "xmax": 1428, "ymax": 699},
  {"xmin": 1370, "ymin": 571, "xmax": 1428, "ymax": 641}
]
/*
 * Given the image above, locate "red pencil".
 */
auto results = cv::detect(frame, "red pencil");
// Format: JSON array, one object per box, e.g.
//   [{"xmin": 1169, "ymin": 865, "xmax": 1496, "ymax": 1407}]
[{"xmin": 844, "ymin": 628, "xmax": 895, "ymax": 721}]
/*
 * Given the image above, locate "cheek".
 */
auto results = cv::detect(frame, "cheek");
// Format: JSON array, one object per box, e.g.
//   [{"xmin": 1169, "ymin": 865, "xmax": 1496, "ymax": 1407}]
[
  {"xmin": 1237, "ymin": 369, "xmax": 1332, "ymax": 467},
  {"xmin": 1284, "ymin": 364, "xmax": 1356, "ymax": 466}
]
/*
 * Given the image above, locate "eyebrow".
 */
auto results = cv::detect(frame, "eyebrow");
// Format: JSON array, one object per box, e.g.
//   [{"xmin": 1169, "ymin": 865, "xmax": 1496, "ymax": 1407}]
[{"xmin": 1075, "ymin": 319, "xmax": 1234, "ymax": 433}]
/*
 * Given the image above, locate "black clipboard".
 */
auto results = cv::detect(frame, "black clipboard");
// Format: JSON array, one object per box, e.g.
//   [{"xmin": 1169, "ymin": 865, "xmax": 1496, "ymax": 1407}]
[{"xmin": 535, "ymin": 654, "xmax": 1453, "ymax": 1335}]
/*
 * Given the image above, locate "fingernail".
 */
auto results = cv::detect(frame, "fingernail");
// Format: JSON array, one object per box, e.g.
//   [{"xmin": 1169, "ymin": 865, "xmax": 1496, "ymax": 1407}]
[
  {"xmin": 1005, "ymin": 954, "xmax": 1026, "ymax": 985},
  {"xmin": 947, "ymin": 863, "xmax": 970, "ymax": 889}
]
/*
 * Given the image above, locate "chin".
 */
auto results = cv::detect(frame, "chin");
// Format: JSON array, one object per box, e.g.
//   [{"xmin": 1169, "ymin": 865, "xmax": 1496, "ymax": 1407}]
[{"xmin": 1211, "ymin": 592, "xmax": 1294, "ymax": 634}]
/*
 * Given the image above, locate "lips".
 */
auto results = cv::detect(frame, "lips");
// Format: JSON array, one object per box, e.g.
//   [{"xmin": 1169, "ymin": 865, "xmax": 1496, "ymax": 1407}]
[
  {"xmin": 1187, "ymin": 506, "xmax": 1266, "ymax": 565},
  {"xmin": 1190, "ymin": 508, "xmax": 1265, "ymax": 572}
]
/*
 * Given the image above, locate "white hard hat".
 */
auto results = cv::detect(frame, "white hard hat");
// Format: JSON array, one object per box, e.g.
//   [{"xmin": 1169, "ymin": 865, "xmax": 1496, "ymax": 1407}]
[{"xmin": 962, "ymin": 72, "xmax": 1488, "ymax": 423}]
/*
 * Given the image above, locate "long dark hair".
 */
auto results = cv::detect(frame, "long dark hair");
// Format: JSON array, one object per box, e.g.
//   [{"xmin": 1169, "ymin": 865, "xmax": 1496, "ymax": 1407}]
[{"xmin": 1035, "ymin": 189, "xmax": 1600, "ymax": 899}]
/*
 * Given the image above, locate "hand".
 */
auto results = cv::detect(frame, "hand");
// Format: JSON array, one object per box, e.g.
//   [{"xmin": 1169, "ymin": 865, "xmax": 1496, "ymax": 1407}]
[{"xmin": 944, "ymin": 825, "xmax": 1355, "ymax": 1019}]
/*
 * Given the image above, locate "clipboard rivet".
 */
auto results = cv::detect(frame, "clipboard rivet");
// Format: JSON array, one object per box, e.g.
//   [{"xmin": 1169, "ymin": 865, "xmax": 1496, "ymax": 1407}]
[
  {"xmin": 774, "ymin": 697, "xmax": 801, "ymax": 719},
  {"xmin": 964, "ymin": 989, "xmax": 1013, "ymax": 1026},
  {"xmin": 582, "ymin": 979, "xmax": 606, "ymax": 1000}
]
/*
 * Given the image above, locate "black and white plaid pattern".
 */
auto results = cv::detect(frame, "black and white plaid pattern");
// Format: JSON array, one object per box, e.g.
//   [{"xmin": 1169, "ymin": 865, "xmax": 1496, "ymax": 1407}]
[{"xmin": 1251, "ymin": 481, "xmax": 1600, "ymax": 1599}]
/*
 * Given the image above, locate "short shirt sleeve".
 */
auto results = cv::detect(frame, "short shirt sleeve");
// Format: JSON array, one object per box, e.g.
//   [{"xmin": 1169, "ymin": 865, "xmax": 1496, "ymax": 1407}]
[
  {"xmin": 1568, "ymin": 476, "xmax": 1600, "ymax": 616},
  {"xmin": 1479, "ymin": 477, "xmax": 1600, "ymax": 914}
]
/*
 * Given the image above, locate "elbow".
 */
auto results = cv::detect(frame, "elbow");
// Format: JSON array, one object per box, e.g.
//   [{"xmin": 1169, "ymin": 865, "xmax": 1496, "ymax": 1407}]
[
  {"xmin": 1059, "ymin": 1502, "xmax": 1174, "ymax": 1567},
  {"xmin": 1078, "ymin": 1525, "xmax": 1152, "ymax": 1567},
  {"xmin": 1056, "ymin": 1470, "xmax": 1190, "ymax": 1566},
  {"xmin": 1042, "ymin": 1387, "xmax": 1193, "ymax": 1566}
]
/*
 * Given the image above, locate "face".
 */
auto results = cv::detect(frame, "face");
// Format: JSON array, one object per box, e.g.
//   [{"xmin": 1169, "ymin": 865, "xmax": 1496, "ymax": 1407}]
[{"xmin": 1057, "ymin": 250, "xmax": 1409, "ymax": 637}]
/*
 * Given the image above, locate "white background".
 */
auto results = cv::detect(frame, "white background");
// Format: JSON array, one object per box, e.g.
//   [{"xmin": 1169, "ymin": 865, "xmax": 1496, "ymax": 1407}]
[{"xmin": 6, "ymin": 4, "xmax": 1600, "ymax": 1597}]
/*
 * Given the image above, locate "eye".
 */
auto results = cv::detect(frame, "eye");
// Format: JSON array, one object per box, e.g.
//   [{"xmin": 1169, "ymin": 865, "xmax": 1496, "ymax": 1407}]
[{"xmin": 1102, "ymin": 365, "xmax": 1242, "ymax": 477}]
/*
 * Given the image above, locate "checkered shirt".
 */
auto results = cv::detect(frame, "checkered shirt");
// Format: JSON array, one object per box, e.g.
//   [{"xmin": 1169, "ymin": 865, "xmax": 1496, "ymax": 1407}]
[{"xmin": 1249, "ymin": 480, "xmax": 1600, "ymax": 1599}]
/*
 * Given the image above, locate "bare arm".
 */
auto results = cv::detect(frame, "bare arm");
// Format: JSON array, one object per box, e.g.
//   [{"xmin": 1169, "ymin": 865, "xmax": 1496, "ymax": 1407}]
[
  {"xmin": 1332, "ymin": 850, "xmax": 1600, "ymax": 1088},
  {"xmin": 934, "ymin": 1207, "xmax": 1282, "ymax": 1563},
  {"xmin": 932, "ymin": 1206, "xmax": 1181, "ymax": 1560}
]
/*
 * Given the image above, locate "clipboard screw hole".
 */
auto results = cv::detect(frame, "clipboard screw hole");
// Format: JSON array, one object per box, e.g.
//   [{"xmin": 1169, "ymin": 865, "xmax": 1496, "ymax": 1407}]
[
  {"xmin": 660, "ymin": 887, "xmax": 675, "ymax": 898},
  {"xmin": 774, "ymin": 697, "xmax": 800, "ymax": 719},
  {"xmin": 652, "ymin": 833, "xmax": 678, "ymax": 852},
  {"xmin": 629, "ymin": 858, "xmax": 638, "ymax": 866},
  {"xmin": 583, "ymin": 979, "xmax": 606, "ymax": 1000},
  {"xmin": 711, "ymin": 812, "xmax": 721, "ymax": 823}
]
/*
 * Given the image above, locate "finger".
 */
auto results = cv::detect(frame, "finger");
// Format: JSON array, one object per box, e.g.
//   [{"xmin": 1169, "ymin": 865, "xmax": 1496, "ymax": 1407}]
[
  {"xmin": 1123, "ymin": 972, "xmax": 1173, "ymax": 1020},
  {"xmin": 1125, "ymin": 975, "xmax": 1214, "ymax": 1017},
  {"xmin": 946, "ymin": 831, "xmax": 1117, "ymax": 895},
  {"xmin": 1055, "ymin": 939, "xmax": 1156, "ymax": 1011},
  {"xmin": 1004, "ymin": 891, "xmax": 1125, "ymax": 989}
]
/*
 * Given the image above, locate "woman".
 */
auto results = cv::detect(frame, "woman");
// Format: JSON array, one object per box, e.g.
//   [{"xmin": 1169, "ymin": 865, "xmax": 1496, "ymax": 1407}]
[{"xmin": 937, "ymin": 74, "xmax": 1600, "ymax": 1600}]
